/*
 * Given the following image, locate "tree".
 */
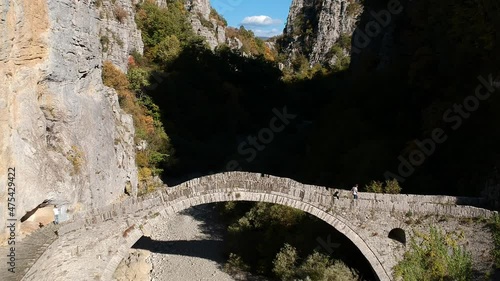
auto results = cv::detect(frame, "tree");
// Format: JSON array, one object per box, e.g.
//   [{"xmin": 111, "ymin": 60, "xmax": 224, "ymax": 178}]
[
  {"xmin": 273, "ymin": 244, "xmax": 298, "ymax": 280},
  {"xmin": 149, "ymin": 35, "xmax": 181, "ymax": 64},
  {"xmin": 365, "ymin": 180, "xmax": 383, "ymax": 193},
  {"xmin": 384, "ymin": 179, "xmax": 402, "ymax": 194}
]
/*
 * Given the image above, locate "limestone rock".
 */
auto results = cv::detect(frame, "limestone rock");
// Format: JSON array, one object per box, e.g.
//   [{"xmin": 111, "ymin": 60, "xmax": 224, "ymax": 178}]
[
  {"xmin": 97, "ymin": 0, "xmax": 144, "ymax": 72},
  {"xmin": 280, "ymin": 0, "xmax": 361, "ymax": 67},
  {"xmin": 185, "ymin": 0, "xmax": 227, "ymax": 50},
  {"xmin": 0, "ymin": 0, "xmax": 138, "ymax": 243}
]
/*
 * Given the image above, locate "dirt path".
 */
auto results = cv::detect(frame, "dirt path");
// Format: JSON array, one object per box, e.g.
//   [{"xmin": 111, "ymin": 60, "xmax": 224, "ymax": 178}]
[{"xmin": 147, "ymin": 205, "xmax": 235, "ymax": 281}]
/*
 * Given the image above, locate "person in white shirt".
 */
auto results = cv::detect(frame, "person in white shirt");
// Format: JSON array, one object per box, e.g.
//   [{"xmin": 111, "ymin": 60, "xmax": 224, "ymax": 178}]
[
  {"xmin": 351, "ymin": 184, "xmax": 358, "ymax": 199},
  {"xmin": 53, "ymin": 205, "xmax": 59, "ymax": 224}
]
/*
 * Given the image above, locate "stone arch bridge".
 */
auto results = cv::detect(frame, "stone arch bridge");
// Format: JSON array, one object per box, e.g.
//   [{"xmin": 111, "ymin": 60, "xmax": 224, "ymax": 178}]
[{"xmin": 0, "ymin": 172, "xmax": 495, "ymax": 281}]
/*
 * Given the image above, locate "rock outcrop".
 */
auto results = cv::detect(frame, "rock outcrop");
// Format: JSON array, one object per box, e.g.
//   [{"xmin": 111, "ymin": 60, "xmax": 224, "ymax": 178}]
[
  {"xmin": 97, "ymin": 0, "xmax": 144, "ymax": 71},
  {"xmin": 280, "ymin": 0, "xmax": 362, "ymax": 66},
  {"xmin": 0, "ymin": 0, "xmax": 140, "ymax": 243},
  {"xmin": 185, "ymin": 0, "xmax": 227, "ymax": 50}
]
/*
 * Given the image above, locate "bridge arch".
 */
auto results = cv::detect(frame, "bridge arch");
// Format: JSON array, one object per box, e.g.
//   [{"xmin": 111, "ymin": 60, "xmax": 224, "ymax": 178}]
[
  {"xmin": 27, "ymin": 172, "xmax": 492, "ymax": 281},
  {"xmin": 101, "ymin": 172, "xmax": 392, "ymax": 281}
]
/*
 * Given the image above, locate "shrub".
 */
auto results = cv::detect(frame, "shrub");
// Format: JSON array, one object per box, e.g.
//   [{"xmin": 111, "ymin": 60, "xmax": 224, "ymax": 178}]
[
  {"xmin": 114, "ymin": 5, "xmax": 128, "ymax": 23},
  {"xmin": 102, "ymin": 61, "xmax": 174, "ymax": 194},
  {"xmin": 129, "ymin": 50, "xmax": 147, "ymax": 67},
  {"xmin": 394, "ymin": 227, "xmax": 472, "ymax": 281},
  {"xmin": 210, "ymin": 7, "xmax": 227, "ymax": 26},
  {"xmin": 337, "ymin": 33, "xmax": 352, "ymax": 50},
  {"xmin": 149, "ymin": 35, "xmax": 181, "ymax": 64},
  {"xmin": 329, "ymin": 45, "xmax": 344, "ymax": 59},
  {"xmin": 198, "ymin": 13, "xmax": 213, "ymax": 29},
  {"xmin": 296, "ymin": 251, "xmax": 332, "ymax": 280},
  {"xmin": 346, "ymin": 2, "xmax": 362, "ymax": 17},
  {"xmin": 323, "ymin": 261, "xmax": 360, "ymax": 281},
  {"xmin": 273, "ymin": 245, "xmax": 359, "ymax": 281},
  {"xmin": 224, "ymin": 253, "xmax": 251, "ymax": 274},
  {"xmin": 127, "ymin": 66, "xmax": 150, "ymax": 92},
  {"xmin": 365, "ymin": 180, "xmax": 383, "ymax": 193},
  {"xmin": 384, "ymin": 179, "xmax": 402, "ymax": 194},
  {"xmin": 136, "ymin": 0, "xmax": 195, "ymax": 49},
  {"xmin": 273, "ymin": 244, "xmax": 298, "ymax": 280},
  {"xmin": 100, "ymin": 35, "xmax": 110, "ymax": 53},
  {"xmin": 102, "ymin": 61, "xmax": 129, "ymax": 91}
]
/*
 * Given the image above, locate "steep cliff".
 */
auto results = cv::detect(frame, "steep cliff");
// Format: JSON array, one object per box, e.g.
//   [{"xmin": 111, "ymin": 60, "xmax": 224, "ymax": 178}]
[
  {"xmin": 0, "ymin": 0, "xmax": 141, "ymax": 242},
  {"xmin": 96, "ymin": 0, "xmax": 144, "ymax": 71},
  {"xmin": 185, "ymin": 0, "xmax": 226, "ymax": 50},
  {"xmin": 280, "ymin": 0, "xmax": 361, "ymax": 67}
]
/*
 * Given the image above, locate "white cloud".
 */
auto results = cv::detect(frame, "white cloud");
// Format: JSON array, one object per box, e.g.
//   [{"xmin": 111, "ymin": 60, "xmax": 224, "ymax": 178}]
[
  {"xmin": 240, "ymin": 15, "xmax": 282, "ymax": 26},
  {"xmin": 251, "ymin": 28, "xmax": 282, "ymax": 38}
]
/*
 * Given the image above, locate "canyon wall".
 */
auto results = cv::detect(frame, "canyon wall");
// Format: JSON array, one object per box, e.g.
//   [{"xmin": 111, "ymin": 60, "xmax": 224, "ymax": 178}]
[
  {"xmin": 280, "ymin": 0, "xmax": 361, "ymax": 67},
  {"xmin": 0, "ymin": 0, "xmax": 142, "ymax": 242}
]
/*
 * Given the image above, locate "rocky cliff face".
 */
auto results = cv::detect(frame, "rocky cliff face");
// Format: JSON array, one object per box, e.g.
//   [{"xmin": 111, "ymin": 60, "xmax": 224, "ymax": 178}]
[
  {"xmin": 185, "ymin": 0, "xmax": 226, "ymax": 50},
  {"xmin": 280, "ymin": 0, "xmax": 361, "ymax": 66},
  {"xmin": 0, "ymin": 0, "xmax": 141, "ymax": 242},
  {"xmin": 97, "ymin": 0, "xmax": 144, "ymax": 71}
]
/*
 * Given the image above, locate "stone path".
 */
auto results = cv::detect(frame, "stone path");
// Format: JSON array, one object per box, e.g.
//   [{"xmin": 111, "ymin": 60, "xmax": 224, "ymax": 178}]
[{"xmin": 0, "ymin": 222, "xmax": 60, "ymax": 281}]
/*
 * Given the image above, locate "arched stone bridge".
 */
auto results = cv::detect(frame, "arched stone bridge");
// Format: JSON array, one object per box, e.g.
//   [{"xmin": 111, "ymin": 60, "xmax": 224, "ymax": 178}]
[{"xmin": 1, "ymin": 172, "xmax": 496, "ymax": 281}]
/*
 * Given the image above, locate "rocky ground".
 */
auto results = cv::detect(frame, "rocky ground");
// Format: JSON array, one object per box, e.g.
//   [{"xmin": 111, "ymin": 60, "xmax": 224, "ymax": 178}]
[{"xmin": 114, "ymin": 204, "xmax": 268, "ymax": 281}]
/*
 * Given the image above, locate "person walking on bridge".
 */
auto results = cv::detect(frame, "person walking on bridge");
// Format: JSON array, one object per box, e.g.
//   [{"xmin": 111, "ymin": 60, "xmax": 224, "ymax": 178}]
[{"xmin": 351, "ymin": 184, "xmax": 358, "ymax": 200}]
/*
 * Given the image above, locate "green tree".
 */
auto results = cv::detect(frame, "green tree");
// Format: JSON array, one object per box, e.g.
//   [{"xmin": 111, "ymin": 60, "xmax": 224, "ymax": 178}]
[
  {"xmin": 297, "ymin": 251, "xmax": 332, "ymax": 280},
  {"xmin": 384, "ymin": 179, "xmax": 402, "ymax": 194},
  {"xmin": 365, "ymin": 180, "xmax": 383, "ymax": 193},
  {"xmin": 150, "ymin": 35, "xmax": 181, "ymax": 64},
  {"xmin": 273, "ymin": 244, "xmax": 298, "ymax": 280},
  {"xmin": 127, "ymin": 67, "xmax": 150, "ymax": 92},
  {"xmin": 136, "ymin": 0, "xmax": 195, "ymax": 51}
]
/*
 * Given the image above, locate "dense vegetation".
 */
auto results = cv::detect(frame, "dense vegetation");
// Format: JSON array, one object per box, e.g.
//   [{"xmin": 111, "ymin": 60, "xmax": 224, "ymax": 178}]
[
  {"xmin": 218, "ymin": 202, "xmax": 370, "ymax": 280},
  {"xmin": 394, "ymin": 227, "xmax": 473, "ymax": 281},
  {"xmin": 224, "ymin": 26, "xmax": 277, "ymax": 61},
  {"xmin": 102, "ymin": 61, "xmax": 173, "ymax": 194}
]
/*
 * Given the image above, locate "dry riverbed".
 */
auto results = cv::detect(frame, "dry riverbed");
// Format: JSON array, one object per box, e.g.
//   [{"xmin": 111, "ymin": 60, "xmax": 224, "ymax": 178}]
[{"xmin": 113, "ymin": 204, "xmax": 267, "ymax": 281}]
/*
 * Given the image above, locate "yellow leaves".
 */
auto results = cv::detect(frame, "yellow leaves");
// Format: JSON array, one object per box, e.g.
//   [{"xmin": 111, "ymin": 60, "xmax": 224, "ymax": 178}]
[
  {"xmin": 102, "ymin": 61, "xmax": 129, "ymax": 91},
  {"xmin": 136, "ymin": 151, "xmax": 149, "ymax": 168},
  {"xmin": 138, "ymin": 167, "xmax": 152, "ymax": 180},
  {"xmin": 102, "ymin": 60, "xmax": 172, "ymax": 188}
]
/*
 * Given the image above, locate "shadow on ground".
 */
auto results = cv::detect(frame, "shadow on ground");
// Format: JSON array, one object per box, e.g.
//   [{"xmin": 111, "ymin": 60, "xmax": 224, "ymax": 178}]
[{"xmin": 133, "ymin": 236, "xmax": 225, "ymax": 263}]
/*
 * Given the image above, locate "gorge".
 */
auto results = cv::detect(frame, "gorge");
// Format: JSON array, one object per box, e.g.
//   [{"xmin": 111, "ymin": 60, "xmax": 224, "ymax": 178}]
[{"xmin": 0, "ymin": 0, "xmax": 499, "ymax": 280}]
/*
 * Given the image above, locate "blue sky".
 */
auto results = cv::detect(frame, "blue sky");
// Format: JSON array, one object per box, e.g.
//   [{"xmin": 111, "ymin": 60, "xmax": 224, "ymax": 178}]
[{"xmin": 210, "ymin": 0, "xmax": 293, "ymax": 37}]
